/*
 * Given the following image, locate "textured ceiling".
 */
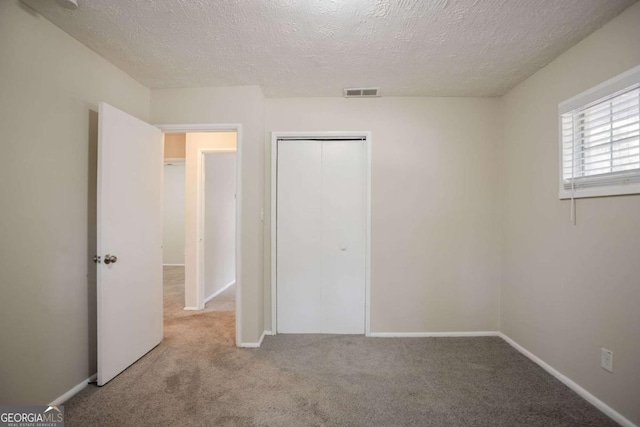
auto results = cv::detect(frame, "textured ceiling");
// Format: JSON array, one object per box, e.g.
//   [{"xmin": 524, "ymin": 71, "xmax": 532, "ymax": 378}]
[{"xmin": 20, "ymin": 0, "xmax": 638, "ymax": 97}]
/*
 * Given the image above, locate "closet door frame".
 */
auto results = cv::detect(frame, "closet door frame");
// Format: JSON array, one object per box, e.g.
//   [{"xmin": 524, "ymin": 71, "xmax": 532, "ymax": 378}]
[{"xmin": 270, "ymin": 131, "xmax": 372, "ymax": 336}]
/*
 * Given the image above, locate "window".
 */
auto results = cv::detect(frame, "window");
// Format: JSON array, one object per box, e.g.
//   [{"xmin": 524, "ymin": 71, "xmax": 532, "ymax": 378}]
[{"xmin": 559, "ymin": 66, "xmax": 640, "ymax": 199}]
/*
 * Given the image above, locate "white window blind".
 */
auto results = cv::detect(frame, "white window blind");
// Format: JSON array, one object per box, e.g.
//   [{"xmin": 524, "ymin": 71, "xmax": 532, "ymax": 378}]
[{"xmin": 559, "ymin": 66, "xmax": 640, "ymax": 199}]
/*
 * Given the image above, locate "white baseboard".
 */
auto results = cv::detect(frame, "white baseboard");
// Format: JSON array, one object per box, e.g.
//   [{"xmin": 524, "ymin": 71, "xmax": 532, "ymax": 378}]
[
  {"xmin": 239, "ymin": 330, "xmax": 267, "ymax": 348},
  {"xmin": 264, "ymin": 330, "xmax": 275, "ymax": 336},
  {"xmin": 49, "ymin": 373, "xmax": 96, "ymax": 405},
  {"xmin": 498, "ymin": 333, "xmax": 637, "ymax": 427},
  {"xmin": 369, "ymin": 331, "xmax": 500, "ymax": 338},
  {"xmin": 162, "ymin": 264, "xmax": 185, "ymax": 267},
  {"xmin": 183, "ymin": 306, "xmax": 200, "ymax": 311},
  {"xmin": 204, "ymin": 280, "xmax": 235, "ymax": 304}
]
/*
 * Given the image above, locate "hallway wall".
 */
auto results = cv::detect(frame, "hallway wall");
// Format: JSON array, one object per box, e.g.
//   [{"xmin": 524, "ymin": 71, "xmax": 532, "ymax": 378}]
[
  {"xmin": 163, "ymin": 162, "xmax": 185, "ymax": 265},
  {"xmin": 204, "ymin": 153, "xmax": 237, "ymax": 299}
]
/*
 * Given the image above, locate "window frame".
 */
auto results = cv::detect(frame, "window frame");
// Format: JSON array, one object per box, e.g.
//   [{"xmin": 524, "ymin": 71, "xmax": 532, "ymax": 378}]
[{"xmin": 558, "ymin": 65, "xmax": 640, "ymax": 199}]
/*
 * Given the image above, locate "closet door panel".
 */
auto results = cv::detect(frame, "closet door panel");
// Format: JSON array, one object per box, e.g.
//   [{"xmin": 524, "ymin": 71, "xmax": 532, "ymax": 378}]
[
  {"xmin": 276, "ymin": 141, "xmax": 323, "ymax": 333},
  {"xmin": 321, "ymin": 141, "xmax": 366, "ymax": 334}
]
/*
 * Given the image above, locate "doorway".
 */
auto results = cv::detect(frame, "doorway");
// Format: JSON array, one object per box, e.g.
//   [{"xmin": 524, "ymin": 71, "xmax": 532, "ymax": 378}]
[{"xmin": 159, "ymin": 126, "xmax": 242, "ymax": 347}]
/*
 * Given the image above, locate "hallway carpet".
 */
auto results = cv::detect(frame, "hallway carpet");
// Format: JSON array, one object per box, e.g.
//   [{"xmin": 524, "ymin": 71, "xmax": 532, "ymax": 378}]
[{"xmin": 63, "ymin": 267, "xmax": 616, "ymax": 426}]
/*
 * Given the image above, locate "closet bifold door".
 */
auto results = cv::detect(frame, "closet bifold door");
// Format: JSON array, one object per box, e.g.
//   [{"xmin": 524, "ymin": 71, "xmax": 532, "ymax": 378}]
[
  {"xmin": 276, "ymin": 138, "xmax": 366, "ymax": 334},
  {"xmin": 321, "ymin": 140, "xmax": 366, "ymax": 334},
  {"xmin": 276, "ymin": 140, "xmax": 323, "ymax": 333}
]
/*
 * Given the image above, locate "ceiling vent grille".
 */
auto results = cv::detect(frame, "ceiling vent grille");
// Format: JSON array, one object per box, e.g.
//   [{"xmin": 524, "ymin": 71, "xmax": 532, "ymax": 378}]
[{"xmin": 343, "ymin": 87, "xmax": 380, "ymax": 98}]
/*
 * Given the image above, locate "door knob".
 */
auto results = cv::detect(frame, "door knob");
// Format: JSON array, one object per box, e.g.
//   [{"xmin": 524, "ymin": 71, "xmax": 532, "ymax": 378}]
[{"xmin": 104, "ymin": 254, "xmax": 118, "ymax": 265}]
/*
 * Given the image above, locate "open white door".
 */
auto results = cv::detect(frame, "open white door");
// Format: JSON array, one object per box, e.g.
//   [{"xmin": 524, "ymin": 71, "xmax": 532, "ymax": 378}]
[{"xmin": 97, "ymin": 102, "xmax": 163, "ymax": 386}]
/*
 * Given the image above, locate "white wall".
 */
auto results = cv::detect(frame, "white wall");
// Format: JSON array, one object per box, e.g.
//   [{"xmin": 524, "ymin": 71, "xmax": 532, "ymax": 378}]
[
  {"xmin": 266, "ymin": 97, "xmax": 502, "ymax": 333},
  {"xmin": 0, "ymin": 0, "xmax": 150, "ymax": 405},
  {"xmin": 499, "ymin": 2, "xmax": 640, "ymax": 425},
  {"xmin": 151, "ymin": 88, "xmax": 265, "ymax": 344},
  {"xmin": 162, "ymin": 162, "xmax": 185, "ymax": 265},
  {"xmin": 204, "ymin": 153, "xmax": 237, "ymax": 299}
]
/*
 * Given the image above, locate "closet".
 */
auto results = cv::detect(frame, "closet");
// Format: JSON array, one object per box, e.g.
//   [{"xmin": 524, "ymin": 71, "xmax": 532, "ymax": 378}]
[{"xmin": 276, "ymin": 137, "xmax": 366, "ymax": 334}]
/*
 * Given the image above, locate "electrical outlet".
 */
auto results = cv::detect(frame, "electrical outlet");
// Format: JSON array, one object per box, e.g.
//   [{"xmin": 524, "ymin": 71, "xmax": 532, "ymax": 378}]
[{"xmin": 601, "ymin": 348, "xmax": 613, "ymax": 373}]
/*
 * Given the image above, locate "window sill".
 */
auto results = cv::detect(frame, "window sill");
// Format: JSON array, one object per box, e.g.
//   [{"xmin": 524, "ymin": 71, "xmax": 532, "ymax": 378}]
[{"xmin": 559, "ymin": 183, "xmax": 640, "ymax": 199}]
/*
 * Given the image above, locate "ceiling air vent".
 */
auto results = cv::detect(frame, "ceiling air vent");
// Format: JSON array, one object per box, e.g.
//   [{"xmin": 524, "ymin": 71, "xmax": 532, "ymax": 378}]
[{"xmin": 343, "ymin": 87, "xmax": 380, "ymax": 98}]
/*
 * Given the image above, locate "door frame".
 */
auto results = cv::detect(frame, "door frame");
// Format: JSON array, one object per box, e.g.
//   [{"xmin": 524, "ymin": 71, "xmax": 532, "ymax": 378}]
[
  {"xmin": 270, "ymin": 131, "xmax": 372, "ymax": 336},
  {"xmin": 157, "ymin": 123, "xmax": 243, "ymax": 347}
]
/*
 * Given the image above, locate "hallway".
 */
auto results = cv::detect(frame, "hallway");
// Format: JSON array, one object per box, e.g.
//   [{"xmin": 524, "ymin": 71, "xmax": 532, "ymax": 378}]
[{"xmin": 163, "ymin": 266, "xmax": 236, "ymax": 316}]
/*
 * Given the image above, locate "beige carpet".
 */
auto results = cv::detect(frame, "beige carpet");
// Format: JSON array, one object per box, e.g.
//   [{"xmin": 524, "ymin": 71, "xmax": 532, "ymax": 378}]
[{"xmin": 62, "ymin": 267, "xmax": 617, "ymax": 426}]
